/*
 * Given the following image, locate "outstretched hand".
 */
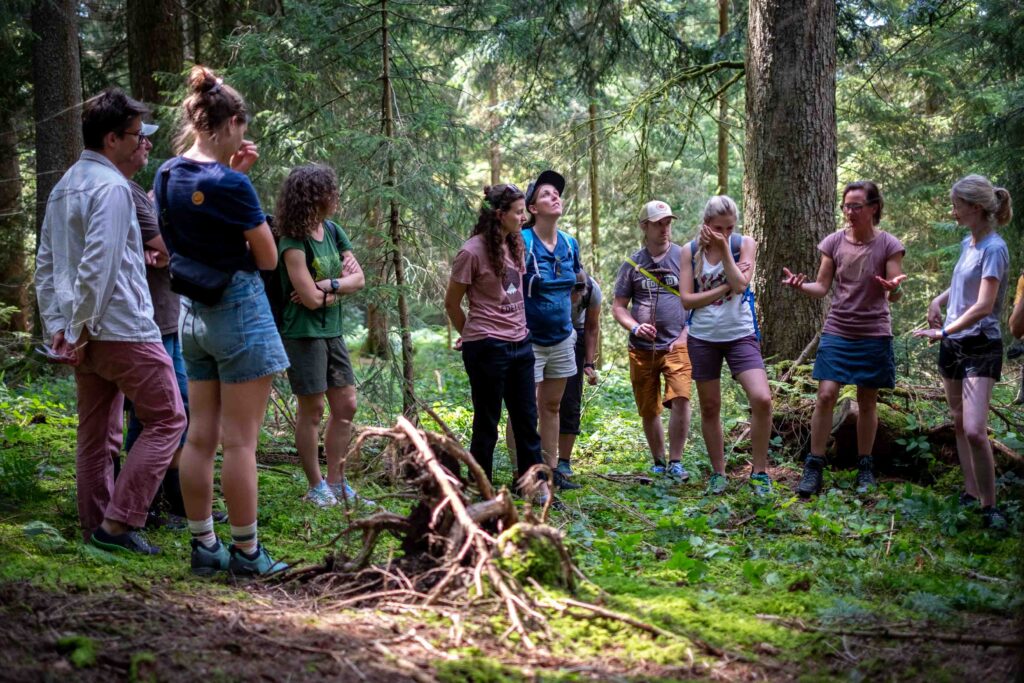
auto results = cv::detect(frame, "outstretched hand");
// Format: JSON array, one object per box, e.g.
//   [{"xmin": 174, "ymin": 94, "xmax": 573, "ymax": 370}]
[
  {"xmin": 913, "ymin": 328, "xmax": 943, "ymax": 343},
  {"xmin": 781, "ymin": 267, "xmax": 807, "ymax": 289},
  {"xmin": 875, "ymin": 273, "xmax": 907, "ymax": 291}
]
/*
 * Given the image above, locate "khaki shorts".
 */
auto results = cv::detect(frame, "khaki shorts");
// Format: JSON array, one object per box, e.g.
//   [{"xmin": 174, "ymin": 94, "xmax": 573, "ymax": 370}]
[
  {"xmin": 533, "ymin": 330, "xmax": 577, "ymax": 382},
  {"xmin": 628, "ymin": 346, "xmax": 692, "ymax": 418}
]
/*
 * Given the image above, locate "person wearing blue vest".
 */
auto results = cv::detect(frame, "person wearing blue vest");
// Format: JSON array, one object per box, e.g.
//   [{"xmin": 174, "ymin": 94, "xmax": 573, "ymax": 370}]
[
  {"xmin": 521, "ymin": 170, "xmax": 583, "ymax": 492},
  {"xmin": 680, "ymin": 195, "xmax": 772, "ymax": 495}
]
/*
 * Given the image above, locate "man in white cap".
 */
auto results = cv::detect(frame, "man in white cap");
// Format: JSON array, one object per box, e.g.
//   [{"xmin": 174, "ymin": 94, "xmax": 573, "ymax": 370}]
[
  {"xmin": 35, "ymin": 88, "xmax": 186, "ymax": 554},
  {"xmin": 611, "ymin": 200, "xmax": 693, "ymax": 480}
]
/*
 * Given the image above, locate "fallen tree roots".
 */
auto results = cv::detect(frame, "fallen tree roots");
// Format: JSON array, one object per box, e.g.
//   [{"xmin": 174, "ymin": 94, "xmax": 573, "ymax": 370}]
[{"xmin": 278, "ymin": 416, "xmax": 595, "ymax": 649}]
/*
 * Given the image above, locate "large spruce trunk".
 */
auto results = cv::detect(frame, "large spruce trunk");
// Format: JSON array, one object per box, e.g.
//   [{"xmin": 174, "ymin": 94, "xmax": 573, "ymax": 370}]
[
  {"xmin": 744, "ymin": 0, "xmax": 837, "ymax": 359},
  {"xmin": 127, "ymin": 0, "xmax": 182, "ymax": 106}
]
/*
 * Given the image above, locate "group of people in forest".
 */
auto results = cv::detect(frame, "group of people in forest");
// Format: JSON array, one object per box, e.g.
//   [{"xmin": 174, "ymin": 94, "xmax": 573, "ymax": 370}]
[
  {"xmin": 446, "ymin": 173, "xmax": 1016, "ymax": 529},
  {"xmin": 34, "ymin": 66, "xmax": 1017, "ymax": 577}
]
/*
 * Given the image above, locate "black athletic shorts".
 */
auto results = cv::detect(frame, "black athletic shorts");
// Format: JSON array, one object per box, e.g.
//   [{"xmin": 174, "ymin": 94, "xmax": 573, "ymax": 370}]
[{"xmin": 938, "ymin": 334, "xmax": 1003, "ymax": 381}]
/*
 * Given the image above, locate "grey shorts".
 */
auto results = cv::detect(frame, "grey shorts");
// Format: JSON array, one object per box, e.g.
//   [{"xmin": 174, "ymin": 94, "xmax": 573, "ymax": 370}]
[
  {"xmin": 533, "ymin": 329, "xmax": 577, "ymax": 382},
  {"xmin": 282, "ymin": 336, "xmax": 356, "ymax": 396}
]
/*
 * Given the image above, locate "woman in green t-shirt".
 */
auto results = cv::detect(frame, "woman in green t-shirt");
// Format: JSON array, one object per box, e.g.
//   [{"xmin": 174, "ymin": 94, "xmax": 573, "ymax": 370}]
[{"xmin": 274, "ymin": 165, "xmax": 367, "ymax": 507}]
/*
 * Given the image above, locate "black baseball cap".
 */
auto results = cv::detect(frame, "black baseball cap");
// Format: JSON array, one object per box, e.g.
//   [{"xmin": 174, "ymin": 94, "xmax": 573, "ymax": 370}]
[{"xmin": 525, "ymin": 169, "xmax": 566, "ymax": 208}]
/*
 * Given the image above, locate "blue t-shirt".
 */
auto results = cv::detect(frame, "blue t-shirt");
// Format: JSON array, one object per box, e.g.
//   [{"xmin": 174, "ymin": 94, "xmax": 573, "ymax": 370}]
[
  {"xmin": 522, "ymin": 227, "xmax": 581, "ymax": 346},
  {"xmin": 154, "ymin": 157, "xmax": 266, "ymax": 273},
  {"xmin": 945, "ymin": 231, "xmax": 1010, "ymax": 340}
]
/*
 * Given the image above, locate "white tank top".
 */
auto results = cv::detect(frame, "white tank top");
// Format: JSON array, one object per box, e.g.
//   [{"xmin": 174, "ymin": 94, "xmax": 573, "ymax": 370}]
[{"xmin": 688, "ymin": 253, "xmax": 755, "ymax": 343}]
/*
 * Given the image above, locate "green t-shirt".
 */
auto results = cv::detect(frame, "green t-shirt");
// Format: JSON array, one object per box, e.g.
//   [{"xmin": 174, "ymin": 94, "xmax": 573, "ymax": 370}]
[{"xmin": 278, "ymin": 222, "xmax": 354, "ymax": 339}]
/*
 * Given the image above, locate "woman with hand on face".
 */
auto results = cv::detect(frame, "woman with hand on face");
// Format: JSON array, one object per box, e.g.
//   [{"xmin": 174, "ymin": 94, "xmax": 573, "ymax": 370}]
[
  {"xmin": 914, "ymin": 175, "xmax": 1012, "ymax": 530},
  {"xmin": 157, "ymin": 66, "xmax": 289, "ymax": 576},
  {"xmin": 444, "ymin": 184, "xmax": 550, "ymax": 503},
  {"xmin": 679, "ymin": 195, "xmax": 772, "ymax": 495},
  {"xmin": 782, "ymin": 181, "xmax": 906, "ymax": 498}
]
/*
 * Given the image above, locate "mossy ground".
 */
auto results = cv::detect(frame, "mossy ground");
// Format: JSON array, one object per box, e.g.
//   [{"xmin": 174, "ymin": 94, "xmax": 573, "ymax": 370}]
[{"xmin": 0, "ymin": 330, "xmax": 1021, "ymax": 681}]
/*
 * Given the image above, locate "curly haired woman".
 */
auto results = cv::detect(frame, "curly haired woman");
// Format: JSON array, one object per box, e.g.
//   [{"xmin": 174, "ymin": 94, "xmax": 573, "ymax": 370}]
[
  {"xmin": 444, "ymin": 184, "xmax": 550, "ymax": 502},
  {"xmin": 275, "ymin": 165, "xmax": 367, "ymax": 508}
]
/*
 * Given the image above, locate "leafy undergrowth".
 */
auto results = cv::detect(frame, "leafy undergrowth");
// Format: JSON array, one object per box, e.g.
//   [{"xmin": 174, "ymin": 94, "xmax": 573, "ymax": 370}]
[{"xmin": 0, "ymin": 330, "xmax": 1022, "ymax": 681}]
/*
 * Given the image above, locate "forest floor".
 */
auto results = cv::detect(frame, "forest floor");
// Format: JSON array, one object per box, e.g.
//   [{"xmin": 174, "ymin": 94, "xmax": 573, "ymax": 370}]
[{"xmin": 1, "ymin": 331, "xmax": 1022, "ymax": 682}]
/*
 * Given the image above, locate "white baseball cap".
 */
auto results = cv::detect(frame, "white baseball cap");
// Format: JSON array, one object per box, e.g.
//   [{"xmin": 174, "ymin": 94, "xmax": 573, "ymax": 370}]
[{"xmin": 639, "ymin": 200, "xmax": 676, "ymax": 225}]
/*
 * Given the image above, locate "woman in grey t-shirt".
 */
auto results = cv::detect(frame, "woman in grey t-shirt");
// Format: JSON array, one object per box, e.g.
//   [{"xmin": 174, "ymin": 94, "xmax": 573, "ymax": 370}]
[{"xmin": 914, "ymin": 174, "xmax": 1012, "ymax": 530}]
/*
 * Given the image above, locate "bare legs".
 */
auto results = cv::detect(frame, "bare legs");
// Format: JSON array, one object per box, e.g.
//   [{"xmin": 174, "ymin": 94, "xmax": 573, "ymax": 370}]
[
  {"xmin": 180, "ymin": 375, "xmax": 273, "ymax": 527},
  {"xmin": 294, "ymin": 385, "xmax": 357, "ymax": 489},
  {"xmin": 943, "ymin": 377, "xmax": 997, "ymax": 506},
  {"xmin": 642, "ymin": 397, "xmax": 691, "ymax": 463},
  {"xmin": 536, "ymin": 378, "xmax": 567, "ymax": 467},
  {"xmin": 696, "ymin": 370, "xmax": 773, "ymax": 475}
]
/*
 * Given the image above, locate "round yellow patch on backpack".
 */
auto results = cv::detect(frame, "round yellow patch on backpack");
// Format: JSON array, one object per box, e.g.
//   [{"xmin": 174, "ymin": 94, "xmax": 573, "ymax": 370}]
[{"xmin": 191, "ymin": 191, "xmax": 205, "ymax": 205}]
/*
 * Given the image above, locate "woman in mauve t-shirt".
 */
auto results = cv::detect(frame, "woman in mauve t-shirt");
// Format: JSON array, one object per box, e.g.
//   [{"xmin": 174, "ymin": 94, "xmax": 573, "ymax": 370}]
[
  {"xmin": 444, "ymin": 184, "xmax": 549, "ymax": 500},
  {"xmin": 782, "ymin": 181, "xmax": 906, "ymax": 498}
]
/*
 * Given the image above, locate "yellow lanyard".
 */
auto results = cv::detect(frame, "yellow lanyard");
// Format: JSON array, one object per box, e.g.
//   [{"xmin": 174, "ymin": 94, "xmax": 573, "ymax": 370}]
[{"xmin": 624, "ymin": 257, "xmax": 680, "ymax": 296}]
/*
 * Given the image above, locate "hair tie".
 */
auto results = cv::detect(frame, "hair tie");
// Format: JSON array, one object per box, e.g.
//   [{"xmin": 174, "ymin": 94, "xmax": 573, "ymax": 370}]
[{"xmin": 208, "ymin": 78, "xmax": 223, "ymax": 95}]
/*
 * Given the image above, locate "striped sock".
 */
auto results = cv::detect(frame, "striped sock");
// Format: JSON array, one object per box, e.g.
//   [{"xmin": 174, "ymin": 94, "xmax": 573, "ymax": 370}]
[
  {"xmin": 231, "ymin": 522, "xmax": 258, "ymax": 555},
  {"xmin": 188, "ymin": 517, "xmax": 217, "ymax": 549}
]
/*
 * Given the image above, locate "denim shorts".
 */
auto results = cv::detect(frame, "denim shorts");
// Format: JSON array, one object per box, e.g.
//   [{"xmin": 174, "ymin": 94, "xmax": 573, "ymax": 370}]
[{"xmin": 179, "ymin": 271, "xmax": 290, "ymax": 384}]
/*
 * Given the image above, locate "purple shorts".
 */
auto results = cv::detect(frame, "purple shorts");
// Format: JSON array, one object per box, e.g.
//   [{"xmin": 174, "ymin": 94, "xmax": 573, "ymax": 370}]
[{"xmin": 688, "ymin": 334, "xmax": 764, "ymax": 382}]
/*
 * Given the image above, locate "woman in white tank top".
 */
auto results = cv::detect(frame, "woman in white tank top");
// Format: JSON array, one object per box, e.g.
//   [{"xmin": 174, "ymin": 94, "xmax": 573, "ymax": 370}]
[{"xmin": 679, "ymin": 195, "xmax": 773, "ymax": 496}]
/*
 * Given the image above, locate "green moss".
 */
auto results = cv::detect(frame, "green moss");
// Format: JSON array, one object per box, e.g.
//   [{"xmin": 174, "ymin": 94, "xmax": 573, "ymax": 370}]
[
  {"xmin": 496, "ymin": 524, "xmax": 567, "ymax": 587},
  {"xmin": 56, "ymin": 634, "xmax": 97, "ymax": 668},
  {"xmin": 435, "ymin": 657, "xmax": 527, "ymax": 683}
]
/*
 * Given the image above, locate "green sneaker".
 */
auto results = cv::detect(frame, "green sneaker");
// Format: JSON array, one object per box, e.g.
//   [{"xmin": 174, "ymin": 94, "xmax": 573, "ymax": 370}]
[
  {"xmin": 191, "ymin": 538, "xmax": 229, "ymax": 576},
  {"xmin": 750, "ymin": 472, "xmax": 772, "ymax": 496},
  {"xmin": 555, "ymin": 459, "xmax": 574, "ymax": 478},
  {"xmin": 90, "ymin": 527, "xmax": 160, "ymax": 555},
  {"xmin": 707, "ymin": 473, "xmax": 728, "ymax": 495},
  {"xmin": 228, "ymin": 544, "xmax": 288, "ymax": 577}
]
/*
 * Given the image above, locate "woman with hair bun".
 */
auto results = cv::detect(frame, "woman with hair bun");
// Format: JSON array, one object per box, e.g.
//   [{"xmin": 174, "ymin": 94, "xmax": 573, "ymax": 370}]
[
  {"xmin": 444, "ymin": 184, "xmax": 550, "ymax": 501},
  {"xmin": 274, "ymin": 164, "xmax": 367, "ymax": 509},
  {"xmin": 915, "ymin": 174, "xmax": 1013, "ymax": 530},
  {"xmin": 156, "ymin": 66, "xmax": 289, "ymax": 576}
]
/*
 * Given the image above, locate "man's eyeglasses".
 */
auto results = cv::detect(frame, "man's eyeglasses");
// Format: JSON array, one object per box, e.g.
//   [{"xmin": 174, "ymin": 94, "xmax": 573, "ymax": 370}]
[{"xmin": 123, "ymin": 130, "xmax": 149, "ymax": 147}]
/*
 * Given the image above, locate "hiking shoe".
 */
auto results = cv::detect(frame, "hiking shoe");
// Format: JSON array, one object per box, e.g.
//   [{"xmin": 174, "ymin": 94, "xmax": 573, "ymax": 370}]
[
  {"xmin": 667, "ymin": 461, "xmax": 690, "ymax": 482},
  {"xmin": 651, "ymin": 462, "xmax": 667, "ymax": 476},
  {"xmin": 958, "ymin": 491, "xmax": 980, "ymax": 509},
  {"xmin": 90, "ymin": 527, "xmax": 160, "ymax": 555},
  {"xmin": 191, "ymin": 538, "xmax": 230, "ymax": 576},
  {"xmin": 329, "ymin": 479, "xmax": 375, "ymax": 506},
  {"xmin": 796, "ymin": 455, "xmax": 826, "ymax": 498},
  {"xmin": 304, "ymin": 481, "xmax": 338, "ymax": 508},
  {"xmin": 538, "ymin": 492, "xmax": 567, "ymax": 512},
  {"xmin": 981, "ymin": 506, "xmax": 1008, "ymax": 531},
  {"xmin": 553, "ymin": 469, "xmax": 581, "ymax": 491},
  {"xmin": 228, "ymin": 544, "xmax": 288, "ymax": 577},
  {"xmin": 707, "ymin": 473, "xmax": 728, "ymax": 495},
  {"xmin": 750, "ymin": 472, "xmax": 772, "ymax": 496},
  {"xmin": 855, "ymin": 456, "xmax": 875, "ymax": 493},
  {"xmin": 555, "ymin": 459, "xmax": 574, "ymax": 478}
]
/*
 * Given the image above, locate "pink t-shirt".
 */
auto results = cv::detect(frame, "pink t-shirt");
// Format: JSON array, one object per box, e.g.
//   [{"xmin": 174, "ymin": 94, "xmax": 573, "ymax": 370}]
[
  {"xmin": 819, "ymin": 229, "xmax": 905, "ymax": 339},
  {"xmin": 450, "ymin": 235, "xmax": 529, "ymax": 342}
]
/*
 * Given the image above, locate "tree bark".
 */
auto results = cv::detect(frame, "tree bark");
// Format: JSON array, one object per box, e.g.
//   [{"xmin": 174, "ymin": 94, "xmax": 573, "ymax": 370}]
[
  {"xmin": 488, "ymin": 80, "xmax": 500, "ymax": 186},
  {"xmin": 127, "ymin": 0, "xmax": 182, "ymax": 106},
  {"xmin": 362, "ymin": 201, "xmax": 391, "ymax": 358},
  {"xmin": 716, "ymin": 0, "xmax": 729, "ymax": 196},
  {"xmin": 381, "ymin": 0, "xmax": 416, "ymax": 418},
  {"xmin": 587, "ymin": 93, "xmax": 599, "ymax": 276},
  {"xmin": 0, "ymin": 109, "xmax": 27, "ymax": 331},
  {"xmin": 31, "ymin": 0, "xmax": 82, "ymax": 241},
  {"xmin": 744, "ymin": 0, "xmax": 836, "ymax": 359}
]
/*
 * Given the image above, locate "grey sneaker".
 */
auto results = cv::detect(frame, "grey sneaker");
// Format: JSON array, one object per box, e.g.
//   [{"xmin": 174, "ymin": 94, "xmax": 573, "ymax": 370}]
[
  {"xmin": 329, "ymin": 480, "xmax": 375, "ymax": 506},
  {"xmin": 555, "ymin": 459, "xmax": 574, "ymax": 478},
  {"xmin": 228, "ymin": 544, "xmax": 288, "ymax": 577},
  {"xmin": 191, "ymin": 538, "xmax": 229, "ymax": 576},
  {"xmin": 304, "ymin": 481, "xmax": 338, "ymax": 508},
  {"xmin": 707, "ymin": 473, "xmax": 728, "ymax": 495},
  {"xmin": 667, "ymin": 461, "xmax": 690, "ymax": 482},
  {"xmin": 750, "ymin": 472, "xmax": 772, "ymax": 496}
]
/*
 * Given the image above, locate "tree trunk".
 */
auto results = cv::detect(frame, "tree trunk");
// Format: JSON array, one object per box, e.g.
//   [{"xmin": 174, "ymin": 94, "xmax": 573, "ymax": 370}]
[
  {"xmin": 0, "ymin": 109, "xmax": 27, "ymax": 332},
  {"xmin": 488, "ymin": 80, "xmax": 500, "ymax": 186},
  {"xmin": 127, "ymin": 0, "xmax": 182, "ymax": 106},
  {"xmin": 381, "ymin": 0, "xmax": 416, "ymax": 418},
  {"xmin": 31, "ymin": 0, "xmax": 82, "ymax": 241},
  {"xmin": 362, "ymin": 201, "xmax": 391, "ymax": 358},
  {"xmin": 744, "ymin": 0, "xmax": 836, "ymax": 359},
  {"xmin": 188, "ymin": 0, "xmax": 202, "ymax": 63},
  {"xmin": 716, "ymin": 0, "xmax": 729, "ymax": 196},
  {"xmin": 587, "ymin": 94, "xmax": 600, "ymax": 277}
]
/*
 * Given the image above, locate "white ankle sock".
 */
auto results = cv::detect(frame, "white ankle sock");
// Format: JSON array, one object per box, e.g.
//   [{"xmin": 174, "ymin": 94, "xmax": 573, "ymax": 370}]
[{"xmin": 188, "ymin": 517, "xmax": 217, "ymax": 549}]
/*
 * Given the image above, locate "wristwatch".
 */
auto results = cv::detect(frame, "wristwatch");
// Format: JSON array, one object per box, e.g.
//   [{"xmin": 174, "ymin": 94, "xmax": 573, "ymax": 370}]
[
  {"xmin": 631, "ymin": 324, "xmax": 640, "ymax": 336},
  {"xmin": 940, "ymin": 327, "xmax": 949, "ymax": 338},
  {"xmin": 583, "ymin": 362, "xmax": 595, "ymax": 369},
  {"xmin": 330, "ymin": 278, "xmax": 340, "ymax": 292}
]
